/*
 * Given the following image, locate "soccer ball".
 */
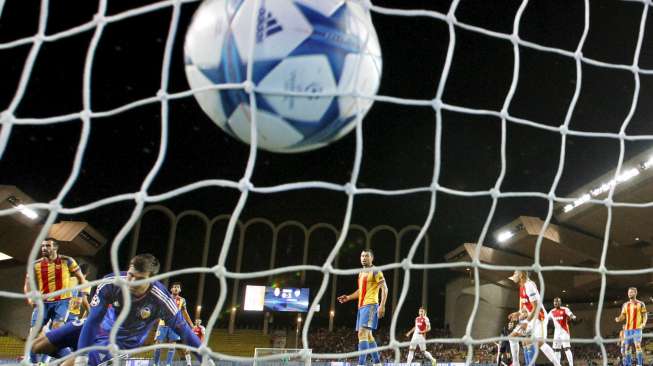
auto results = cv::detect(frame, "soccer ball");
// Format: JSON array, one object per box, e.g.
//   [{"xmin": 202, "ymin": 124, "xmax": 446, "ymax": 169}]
[{"xmin": 183, "ymin": 0, "xmax": 382, "ymax": 153}]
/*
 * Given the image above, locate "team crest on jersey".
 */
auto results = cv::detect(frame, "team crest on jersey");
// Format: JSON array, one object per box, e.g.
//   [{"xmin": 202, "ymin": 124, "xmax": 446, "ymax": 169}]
[{"xmin": 140, "ymin": 306, "xmax": 152, "ymax": 319}]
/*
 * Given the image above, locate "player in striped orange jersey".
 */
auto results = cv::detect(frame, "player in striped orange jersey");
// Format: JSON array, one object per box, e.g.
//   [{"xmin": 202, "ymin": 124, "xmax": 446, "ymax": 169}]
[
  {"xmin": 24, "ymin": 237, "xmax": 88, "ymax": 363},
  {"xmin": 615, "ymin": 287, "xmax": 647, "ymax": 366},
  {"xmin": 338, "ymin": 249, "xmax": 388, "ymax": 366}
]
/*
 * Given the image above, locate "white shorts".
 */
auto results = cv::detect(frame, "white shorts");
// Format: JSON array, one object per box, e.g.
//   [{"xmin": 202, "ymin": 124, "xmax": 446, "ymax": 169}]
[
  {"xmin": 552, "ymin": 329, "xmax": 571, "ymax": 349},
  {"xmin": 525, "ymin": 317, "xmax": 548, "ymax": 340},
  {"xmin": 410, "ymin": 333, "xmax": 427, "ymax": 351}
]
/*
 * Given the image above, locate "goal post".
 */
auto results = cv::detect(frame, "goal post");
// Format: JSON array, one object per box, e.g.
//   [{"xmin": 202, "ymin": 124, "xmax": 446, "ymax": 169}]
[{"xmin": 254, "ymin": 348, "xmax": 312, "ymax": 366}]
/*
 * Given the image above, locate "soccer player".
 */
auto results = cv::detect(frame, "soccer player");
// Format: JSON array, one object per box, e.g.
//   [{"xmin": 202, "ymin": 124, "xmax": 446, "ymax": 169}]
[
  {"xmin": 186, "ymin": 319, "xmax": 206, "ymax": 366},
  {"xmin": 547, "ymin": 297, "xmax": 577, "ymax": 366},
  {"xmin": 508, "ymin": 270, "xmax": 561, "ymax": 366},
  {"xmin": 405, "ymin": 307, "xmax": 436, "ymax": 365},
  {"xmin": 153, "ymin": 282, "xmax": 194, "ymax": 366},
  {"xmin": 614, "ymin": 287, "xmax": 647, "ymax": 366},
  {"xmin": 337, "ymin": 249, "xmax": 388, "ymax": 366},
  {"xmin": 24, "ymin": 238, "xmax": 88, "ymax": 363},
  {"xmin": 30, "ymin": 254, "xmax": 203, "ymax": 366}
]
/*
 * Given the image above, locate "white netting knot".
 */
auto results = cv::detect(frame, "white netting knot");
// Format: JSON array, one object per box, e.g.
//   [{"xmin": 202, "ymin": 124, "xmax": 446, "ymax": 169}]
[
  {"xmin": 211, "ymin": 264, "xmax": 226, "ymax": 278},
  {"xmin": 156, "ymin": 90, "xmax": 169, "ymax": 101},
  {"xmin": 574, "ymin": 50, "xmax": 583, "ymax": 60},
  {"xmin": 531, "ymin": 263, "xmax": 542, "ymax": 272},
  {"xmin": 48, "ymin": 200, "xmax": 63, "ymax": 212},
  {"xmin": 460, "ymin": 334, "xmax": 472, "ymax": 345},
  {"xmin": 431, "ymin": 98, "xmax": 442, "ymax": 110},
  {"xmin": 598, "ymin": 265, "xmax": 608, "ymax": 274},
  {"xmin": 344, "ymin": 182, "xmax": 356, "ymax": 195},
  {"xmin": 388, "ymin": 339, "xmax": 401, "ymax": 350},
  {"xmin": 243, "ymin": 80, "xmax": 255, "ymax": 94},
  {"xmin": 198, "ymin": 345, "xmax": 211, "ymax": 357},
  {"xmin": 559, "ymin": 125, "xmax": 569, "ymax": 136},
  {"xmin": 401, "ymin": 258, "xmax": 411, "ymax": 270},
  {"xmin": 26, "ymin": 290, "xmax": 41, "ymax": 303},
  {"xmin": 603, "ymin": 198, "xmax": 614, "ymax": 207},
  {"xmin": 489, "ymin": 188, "xmax": 500, "ymax": 199},
  {"xmin": 134, "ymin": 191, "xmax": 148, "ymax": 203},
  {"xmin": 106, "ymin": 343, "xmax": 121, "ymax": 356},
  {"xmin": 113, "ymin": 276, "xmax": 129, "ymax": 288},
  {"xmin": 321, "ymin": 262, "xmax": 333, "ymax": 274},
  {"xmin": 547, "ymin": 192, "xmax": 556, "ymax": 201},
  {"xmin": 238, "ymin": 179, "xmax": 253, "ymax": 192},
  {"xmin": 499, "ymin": 109, "xmax": 509, "ymax": 121},
  {"xmin": 509, "ymin": 34, "xmax": 521, "ymax": 44},
  {"xmin": 80, "ymin": 110, "xmax": 91, "ymax": 121},
  {"xmin": 93, "ymin": 13, "xmax": 106, "ymax": 25}
]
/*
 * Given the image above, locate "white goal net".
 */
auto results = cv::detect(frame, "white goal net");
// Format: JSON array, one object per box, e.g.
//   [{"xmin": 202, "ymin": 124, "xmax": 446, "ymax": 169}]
[{"xmin": 1, "ymin": 0, "xmax": 653, "ymax": 366}]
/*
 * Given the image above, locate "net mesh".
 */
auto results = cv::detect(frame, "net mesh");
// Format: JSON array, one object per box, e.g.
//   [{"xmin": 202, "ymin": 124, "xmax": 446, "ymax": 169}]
[{"xmin": 1, "ymin": 0, "xmax": 653, "ymax": 365}]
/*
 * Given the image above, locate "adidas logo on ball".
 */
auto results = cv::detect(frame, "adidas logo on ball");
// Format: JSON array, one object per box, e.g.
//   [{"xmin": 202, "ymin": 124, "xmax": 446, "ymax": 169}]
[{"xmin": 256, "ymin": 7, "xmax": 282, "ymax": 43}]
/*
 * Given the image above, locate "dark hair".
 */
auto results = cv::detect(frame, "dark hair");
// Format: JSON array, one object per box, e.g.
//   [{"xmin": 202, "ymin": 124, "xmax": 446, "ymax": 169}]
[
  {"xmin": 43, "ymin": 237, "xmax": 59, "ymax": 247},
  {"xmin": 171, "ymin": 281, "xmax": 182, "ymax": 288},
  {"xmin": 628, "ymin": 287, "xmax": 638, "ymax": 292},
  {"xmin": 362, "ymin": 249, "xmax": 374, "ymax": 257},
  {"xmin": 129, "ymin": 254, "xmax": 160, "ymax": 275}
]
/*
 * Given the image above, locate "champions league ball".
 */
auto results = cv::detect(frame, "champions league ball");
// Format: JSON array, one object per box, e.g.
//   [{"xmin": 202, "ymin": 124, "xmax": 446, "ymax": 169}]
[{"xmin": 184, "ymin": 0, "xmax": 382, "ymax": 153}]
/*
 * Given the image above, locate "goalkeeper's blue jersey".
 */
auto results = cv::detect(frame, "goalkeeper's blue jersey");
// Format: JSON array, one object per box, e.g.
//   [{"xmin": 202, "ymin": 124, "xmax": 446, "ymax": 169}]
[{"xmin": 81, "ymin": 272, "xmax": 198, "ymax": 349}]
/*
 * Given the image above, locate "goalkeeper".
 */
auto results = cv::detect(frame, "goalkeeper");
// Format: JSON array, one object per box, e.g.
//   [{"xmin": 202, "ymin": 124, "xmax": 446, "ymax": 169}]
[{"xmin": 30, "ymin": 254, "xmax": 205, "ymax": 366}]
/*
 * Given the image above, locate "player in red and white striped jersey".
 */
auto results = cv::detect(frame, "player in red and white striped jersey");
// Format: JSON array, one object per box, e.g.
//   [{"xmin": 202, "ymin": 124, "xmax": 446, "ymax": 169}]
[
  {"xmin": 547, "ymin": 297, "xmax": 577, "ymax": 366},
  {"xmin": 508, "ymin": 271, "xmax": 561, "ymax": 366},
  {"xmin": 405, "ymin": 307, "xmax": 436, "ymax": 365},
  {"xmin": 186, "ymin": 319, "xmax": 206, "ymax": 366}
]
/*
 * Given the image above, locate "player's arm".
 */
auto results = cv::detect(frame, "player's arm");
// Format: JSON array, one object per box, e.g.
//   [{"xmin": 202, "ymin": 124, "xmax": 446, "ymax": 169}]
[
  {"xmin": 80, "ymin": 292, "xmax": 91, "ymax": 318},
  {"xmin": 24, "ymin": 274, "xmax": 34, "ymax": 306},
  {"xmin": 337, "ymin": 289, "xmax": 359, "ymax": 303},
  {"xmin": 425, "ymin": 318, "xmax": 432, "ymax": 333},
  {"xmin": 405, "ymin": 326, "xmax": 415, "ymax": 337},
  {"xmin": 615, "ymin": 304, "xmax": 626, "ymax": 322},
  {"xmin": 181, "ymin": 302, "xmax": 193, "ymax": 327},
  {"xmin": 69, "ymin": 258, "xmax": 89, "ymax": 289},
  {"xmin": 77, "ymin": 285, "xmax": 110, "ymax": 351},
  {"xmin": 566, "ymin": 307, "xmax": 577, "ymax": 321},
  {"xmin": 641, "ymin": 304, "xmax": 647, "ymax": 328},
  {"xmin": 378, "ymin": 274, "xmax": 388, "ymax": 318}
]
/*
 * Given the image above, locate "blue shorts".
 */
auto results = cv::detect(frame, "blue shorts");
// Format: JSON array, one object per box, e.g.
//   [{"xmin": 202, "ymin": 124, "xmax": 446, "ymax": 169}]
[
  {"xmin": 31, "ymin": 300, "xmax": 70, "ymax": 327},
  {"xmin": 356, "ymin": 304, "xmax": 379, "ymax": 331},
  {"xmin": 624, "ymin": 329, "xmax": 642, "ymax": 345},
  {"xmin": 155, "ymin": 325, "xmax": 181, "ymax": 342},
  {"xmin": 46, "ymin": 319, "xmax": 120, "ymax": 366}
]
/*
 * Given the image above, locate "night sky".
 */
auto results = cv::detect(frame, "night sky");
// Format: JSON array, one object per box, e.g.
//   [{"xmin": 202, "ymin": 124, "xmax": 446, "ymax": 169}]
[{"xmin": 2, "ymin": 0, "xmax": 653, "ymax": 330}]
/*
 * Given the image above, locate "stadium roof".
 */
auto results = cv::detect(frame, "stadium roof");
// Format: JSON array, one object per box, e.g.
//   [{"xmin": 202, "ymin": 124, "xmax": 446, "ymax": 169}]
[
  {"xmin": 554, "ymin": 146, "xmax": 653, "ymax": 248},
  {"xmin": 445, "ymin": 216, "xmax": 653, "ymax": 303}
]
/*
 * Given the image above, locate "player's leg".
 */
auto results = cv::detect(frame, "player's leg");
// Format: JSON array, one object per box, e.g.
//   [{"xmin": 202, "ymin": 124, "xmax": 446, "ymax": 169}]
[
  {"xmin": 634, "ymin": 330, "xmax": 643, "ymax": 366},
  {"xmin": 552, "ymin": 337, "xmax": 562, "ymax": 364},
  {"xmin": 532, "ymin": 319, "xmax": 561, "ymax": 366},
  {"xmin": 356, "ymin": 327, "xmax": 370, "ymax": 366},
  {"xmin": 33, "ymin": 321, "xmax": 82, "ymax": 360},
  {"xmin": 418, "ymin": 336, "xmax": 436, "ymax": 364},
  {"xmin": 623, "ymin": 331, "xmax": 633, "ymax": 366},
  {"xmin": 153, "ymin": 326, "xmax": 167, "ymax": 366},
  {"xmin": 508, "ymin": 333, "xmax": 520, "ymax": 366},
  {"xmin": 166, "ymin": 330, "xmax": 182, "ymax": 366},
  {"xmin": 365, "ymin": 305, "xmax": 381, "ymax": 365},
  {"xmin": 355, "ymin": 305, "xmax": 373, "ymax": 366},
  {"xmin": 51, "ymin": 300, "xmax": 73, "ymax": 358},
  {"xmin": 406, "ymin": 345, "xmax": 416, "ymax": 365},
  {"xmin": 185, "ymin": 350, "xmax": 193, "ymax": 366}
]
